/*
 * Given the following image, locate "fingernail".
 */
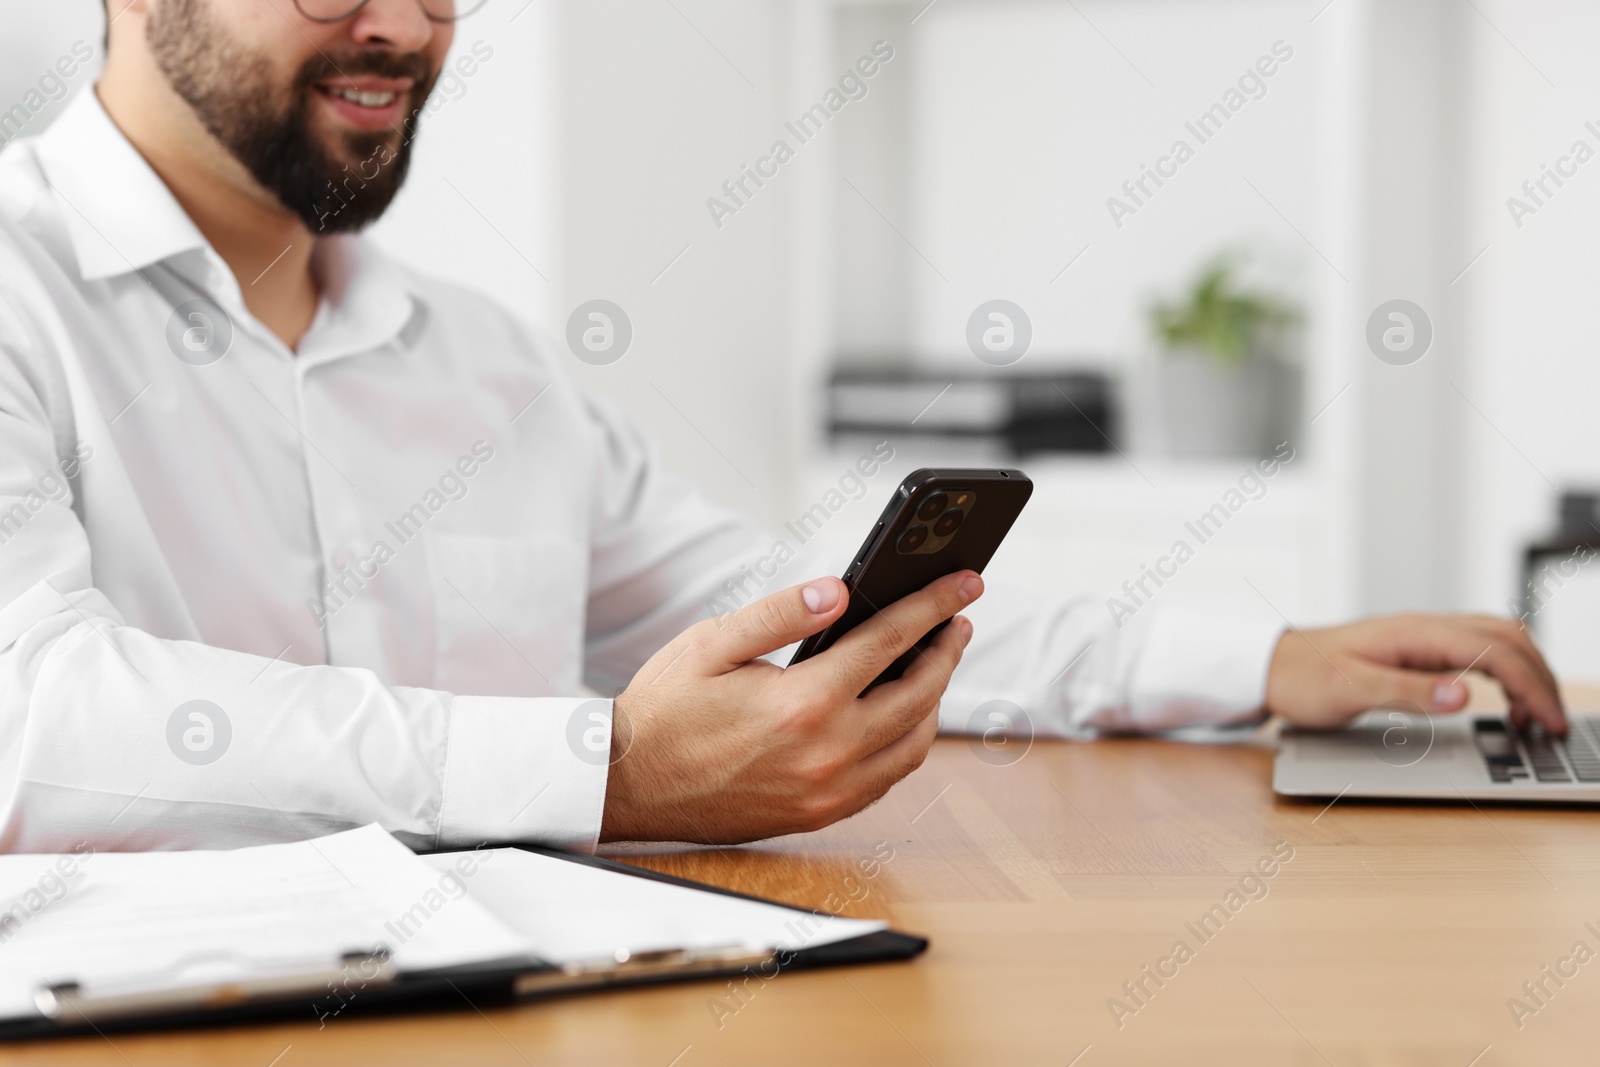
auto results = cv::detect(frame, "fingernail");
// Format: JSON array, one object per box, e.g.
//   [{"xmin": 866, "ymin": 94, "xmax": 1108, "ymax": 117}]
[
  {"xmin": 1431, "ymin": 680, "xmax": 1468, "ymax": 708},
  {"xmin": 958, "ymin": 617, "xmax": 973, "ymax": 647},
  {"xmin": 802, "ymin": 579, "xmax": 839, "ymax": 614},
  {"xmin": 958, "ymin": 574, "xmax": 984, "ymax": 604}
]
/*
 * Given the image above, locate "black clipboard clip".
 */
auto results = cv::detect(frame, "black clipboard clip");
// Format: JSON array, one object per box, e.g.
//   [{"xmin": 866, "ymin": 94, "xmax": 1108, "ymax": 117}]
[{"xmin": 513, "ymin": 944, "xmax": 774, "ymax": 996}]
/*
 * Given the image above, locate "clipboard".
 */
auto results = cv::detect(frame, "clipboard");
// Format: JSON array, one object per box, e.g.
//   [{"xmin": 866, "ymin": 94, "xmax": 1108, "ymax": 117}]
[{"xmin": 0, "ymin": 842, "xmax": 927, "ymax": 1040}]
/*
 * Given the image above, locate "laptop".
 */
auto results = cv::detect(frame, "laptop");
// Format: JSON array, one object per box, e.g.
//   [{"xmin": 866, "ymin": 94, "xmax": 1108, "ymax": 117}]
[{"xmin": 1274, "ymin": 709, "xmax": 1600, "ymax": 803}]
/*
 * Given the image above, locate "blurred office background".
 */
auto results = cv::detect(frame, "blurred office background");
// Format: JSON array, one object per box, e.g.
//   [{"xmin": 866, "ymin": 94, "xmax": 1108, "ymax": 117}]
[{"xmin": 8, "ymin": 1, "xmax": 1600, "ymax": 676}]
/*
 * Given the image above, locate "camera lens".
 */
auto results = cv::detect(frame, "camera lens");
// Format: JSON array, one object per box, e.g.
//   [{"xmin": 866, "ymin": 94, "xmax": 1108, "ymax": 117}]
[
  {"xmin": 916, "ymin": 492, "xmax": 948, "ymax": 522},
  {"xmin": 932, "ymin": 507, "xmax": 964, "ymax": 538},
  {"xmin": 897, "ymin": 524, "xmax": 929, "ymax": 553}
]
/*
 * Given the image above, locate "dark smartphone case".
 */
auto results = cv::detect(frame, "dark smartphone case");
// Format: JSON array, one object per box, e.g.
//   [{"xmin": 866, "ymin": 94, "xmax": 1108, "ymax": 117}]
[{"xmin": 787, "ymin": 468, "xmax": 1033, "ymax": 690}]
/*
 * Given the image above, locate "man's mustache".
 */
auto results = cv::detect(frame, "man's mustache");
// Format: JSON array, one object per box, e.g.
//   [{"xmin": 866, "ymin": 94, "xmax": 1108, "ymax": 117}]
[{"xmin": 297, "ymin": 51, "xmax": 435, "ymax": 91}]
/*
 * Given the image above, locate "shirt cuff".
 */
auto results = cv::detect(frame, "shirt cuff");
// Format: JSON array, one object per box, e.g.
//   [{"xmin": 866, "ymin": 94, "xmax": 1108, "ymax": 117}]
[
  {"xmin": 1128, "ymin": 602, "xmax": 1287, "ymax": 731},
  {"xmin": 438, "ymin": 695, "xmax": 612, "ymax": 852}
]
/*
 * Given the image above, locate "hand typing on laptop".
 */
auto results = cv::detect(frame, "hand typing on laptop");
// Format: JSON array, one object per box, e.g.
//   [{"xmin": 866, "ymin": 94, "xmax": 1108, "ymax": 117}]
[{"xmin": 1264, "ymin": 614, "xmax": 1566, "ymax": 735}]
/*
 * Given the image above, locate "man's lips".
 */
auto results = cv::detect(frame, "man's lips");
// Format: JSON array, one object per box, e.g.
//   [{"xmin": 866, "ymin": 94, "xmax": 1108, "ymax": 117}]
[{"xmin": 314, "ymin": 77, "xmax": 416, "ymax": 131}]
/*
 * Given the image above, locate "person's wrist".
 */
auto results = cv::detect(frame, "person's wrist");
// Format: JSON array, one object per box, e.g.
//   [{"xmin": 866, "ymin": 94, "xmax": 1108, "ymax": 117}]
[
  {"xmin": 599, "ymin": 690, "xmax": 637, "ymax": 841},
  {"xmin": 609, "ymin": 689, "xmax": 635, "ymax": 766},
  {"xmin": 1263, "ymin": 629, "xmax": 1302, "ymax": 719}
]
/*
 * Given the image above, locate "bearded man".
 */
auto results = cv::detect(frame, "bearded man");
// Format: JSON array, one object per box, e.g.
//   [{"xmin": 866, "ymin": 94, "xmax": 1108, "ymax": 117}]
[{"xmin": 0, "ymin": 0, "xmax": 1563, "ymax": 852}]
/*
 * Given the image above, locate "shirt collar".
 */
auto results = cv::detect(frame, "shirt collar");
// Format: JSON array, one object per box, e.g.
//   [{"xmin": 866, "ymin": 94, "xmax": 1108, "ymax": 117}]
[
  {"xmin": 34, "ymin": 88, "xmax": 208, "ymax": 282},
  {"xmin": 298, "ymin": 235, "xmax": 423, "ymax": 365},
  {"xmin": 36, "ymin": 88, "xmax": 423, "ymax": 360}
]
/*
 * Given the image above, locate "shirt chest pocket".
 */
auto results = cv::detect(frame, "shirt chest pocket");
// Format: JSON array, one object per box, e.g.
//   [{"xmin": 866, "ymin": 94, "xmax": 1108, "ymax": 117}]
[{"xmin": 425, "ymin": 531, "xmax": 587, "ymax": 698}]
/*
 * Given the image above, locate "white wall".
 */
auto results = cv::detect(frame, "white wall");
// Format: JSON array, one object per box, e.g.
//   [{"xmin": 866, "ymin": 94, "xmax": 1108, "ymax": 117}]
[
  {"xmin": 1460, "ymin": 0, "xmax": 1600, "ymax": 614},
  {"xmin": 1349, "ymin": 0, "xmax": 1469, "ymax": 616},
  {"xmin": 556, "ymin": 0, "xmax": 807, "ymax": 526},
  {"xmin": 0, "ymin": 6, "xmax": 105, "ymax": 149},
  {"xmin": 906, "ymin": 0, "xmax": 1320, "ymax": 366},
  {"xmin": 369, "ymin": 1, "xmax": 560, "ymax": 333}
]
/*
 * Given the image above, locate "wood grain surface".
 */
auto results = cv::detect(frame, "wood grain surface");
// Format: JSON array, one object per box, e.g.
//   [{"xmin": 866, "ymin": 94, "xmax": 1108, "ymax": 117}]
[{"xmin": 5, "ymin": 684, "xmax": 1599, "ymax": 1066}]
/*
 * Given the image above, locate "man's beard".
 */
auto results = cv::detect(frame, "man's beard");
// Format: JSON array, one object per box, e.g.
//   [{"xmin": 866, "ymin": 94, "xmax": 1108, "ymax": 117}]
[{"xmin": 146, "ymin": 0, "xmax": 437, "ymax": 233}]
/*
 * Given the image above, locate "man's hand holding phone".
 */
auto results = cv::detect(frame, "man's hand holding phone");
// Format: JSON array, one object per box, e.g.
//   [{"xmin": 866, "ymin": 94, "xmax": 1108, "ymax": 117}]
[{"xmin": 599, "ymin": 570, "xmax": 983, "ymax": 844}]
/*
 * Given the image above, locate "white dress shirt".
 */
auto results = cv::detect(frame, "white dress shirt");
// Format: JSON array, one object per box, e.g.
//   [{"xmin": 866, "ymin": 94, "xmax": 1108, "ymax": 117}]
[{"xmin": 0, "ymin": 91, "xmax": 1285, "ymax": 854}]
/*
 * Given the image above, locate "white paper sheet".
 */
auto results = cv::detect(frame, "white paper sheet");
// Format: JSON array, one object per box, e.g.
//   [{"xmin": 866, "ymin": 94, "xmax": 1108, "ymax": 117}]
[
  {"xmin": 0, "ymin": 825, "xmax": 530, "ymax": 1020},
  {"xmin": 0, "ymin": 827, "xmax": 888, "ymax": 1024},
  {"xmin": 420, "ymin": 848, "xmax": 886, "ymax": 963}
]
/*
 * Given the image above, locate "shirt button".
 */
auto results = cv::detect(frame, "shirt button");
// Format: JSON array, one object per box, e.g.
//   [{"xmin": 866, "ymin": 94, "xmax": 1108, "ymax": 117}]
[{"xmin": 331, "ymin": 548, "xmax": 352, "ymax": 570}]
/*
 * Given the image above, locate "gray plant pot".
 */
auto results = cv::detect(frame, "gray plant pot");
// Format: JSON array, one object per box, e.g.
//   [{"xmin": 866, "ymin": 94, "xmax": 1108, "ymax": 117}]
[{"xmin": 1126, "ymin": 348, "xmax": 1300, "ymax": 460}]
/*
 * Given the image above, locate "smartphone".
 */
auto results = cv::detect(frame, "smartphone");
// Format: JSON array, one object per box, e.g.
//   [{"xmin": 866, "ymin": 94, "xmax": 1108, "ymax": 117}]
[{"xmin": 788, "ymin": 468, "xmax": 1033, "ymax": 690}]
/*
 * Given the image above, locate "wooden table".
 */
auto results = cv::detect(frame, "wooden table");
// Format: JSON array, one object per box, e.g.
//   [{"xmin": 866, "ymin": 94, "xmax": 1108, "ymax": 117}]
[{"xmin": 8, "ymin": 688, "xmax": 1600, "ymax": 1066}]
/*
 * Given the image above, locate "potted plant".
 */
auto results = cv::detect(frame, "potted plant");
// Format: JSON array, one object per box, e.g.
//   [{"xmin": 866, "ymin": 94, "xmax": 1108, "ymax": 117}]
[{"xmin": 1129, "ymin": 255, "xmax": 1301, "ymax": 459}]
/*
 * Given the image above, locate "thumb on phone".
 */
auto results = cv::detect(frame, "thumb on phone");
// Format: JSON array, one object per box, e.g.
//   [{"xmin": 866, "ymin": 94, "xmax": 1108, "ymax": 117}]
[{"xmin": 706, "ymin": 577, "xmax": 849, "ymax": 669}]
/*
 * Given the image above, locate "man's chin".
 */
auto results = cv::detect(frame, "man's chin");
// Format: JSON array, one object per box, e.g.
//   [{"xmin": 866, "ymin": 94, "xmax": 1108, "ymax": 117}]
[
  {"xmin": 314, "ymin": 121, "xmax": 404, "ymax": 173},
  {"xmin": 300, "ymin": 129, "xmax": 409, "ymax": 233}
]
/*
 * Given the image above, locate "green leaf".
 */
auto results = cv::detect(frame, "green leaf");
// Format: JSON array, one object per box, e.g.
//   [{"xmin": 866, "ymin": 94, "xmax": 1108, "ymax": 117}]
[{"xmin": 1148, "ymin": 255, "xmax": 1297, "ymax": 366}]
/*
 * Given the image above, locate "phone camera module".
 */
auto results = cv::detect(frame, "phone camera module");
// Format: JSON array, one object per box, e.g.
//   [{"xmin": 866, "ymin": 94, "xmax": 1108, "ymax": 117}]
[
  {"xmin": 897, "ymin": 524, "xmax": 930, "ymax": 553},
  {"xmin": 915, "ymin": 492, "xmax": 948, "ymax": 522},
  {"xmin": 896, "ymin": 487, "xmax": 978, "ymax": 554},
  {"xmin": 932, "ymin": 508, "xmax": 964, "ymax": 538}
]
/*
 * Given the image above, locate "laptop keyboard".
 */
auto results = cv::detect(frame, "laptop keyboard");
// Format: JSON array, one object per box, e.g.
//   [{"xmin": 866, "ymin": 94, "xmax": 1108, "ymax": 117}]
[{"xmin": 1474, "ymin": 716, "xmax": 1600, "ymax": 784}]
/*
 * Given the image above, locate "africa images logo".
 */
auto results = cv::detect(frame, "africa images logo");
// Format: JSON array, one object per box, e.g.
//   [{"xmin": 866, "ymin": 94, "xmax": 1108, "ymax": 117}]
[
  {"xmin": 1365, "ymin": 299, "xmax": 1433, "ymax": 366},
  {"xmin": 166, "ymin": 700, "xmax": 232, "ymax": 766},
  {"xmin": 565, "ymin": 300, "xmax": 633, "ymax": 366},
  {"xmin": 166, "ymin": 298, "xmax": 233, "ymax": 366},
  {"xmin": 966, "ymin": 300, "xmax": 1032, "ymax": 367}
]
